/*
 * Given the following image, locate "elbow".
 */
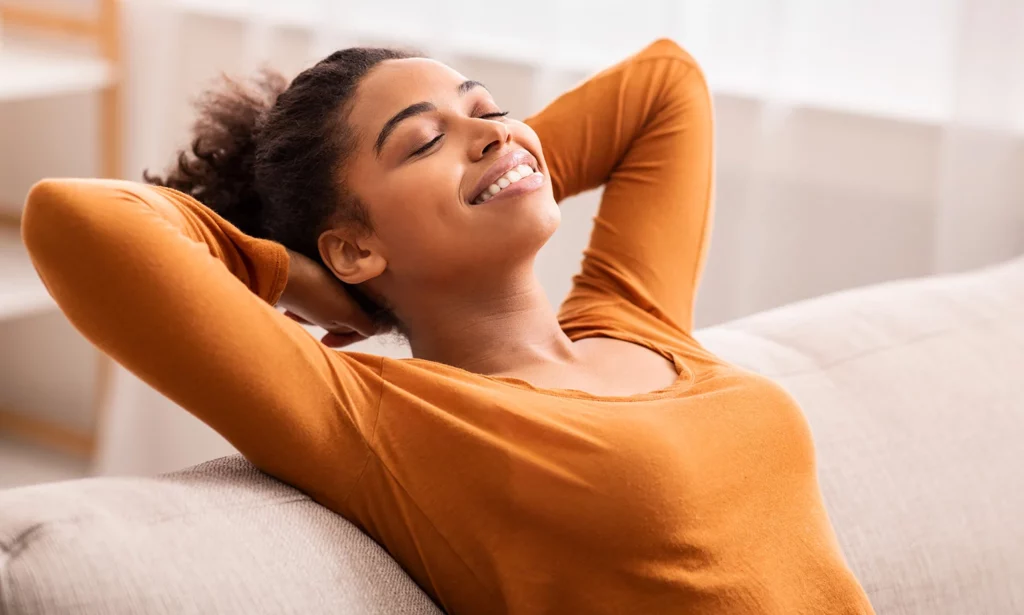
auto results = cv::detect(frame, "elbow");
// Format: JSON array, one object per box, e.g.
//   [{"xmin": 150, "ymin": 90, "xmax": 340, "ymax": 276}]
[
  {"xmin": 647, "ymin": 38, "xmax": 701, "ymax": 69},
  {"xmin": 22, "ymin": 179, "xmax": 72, "ymax": 263},
  {"xmin": 21, "ymin": 178, "xmax": 102, "ymax": 274},
  {"xmin": 645, "ymin": 39, "xmax": 710, "ymax": 111}
]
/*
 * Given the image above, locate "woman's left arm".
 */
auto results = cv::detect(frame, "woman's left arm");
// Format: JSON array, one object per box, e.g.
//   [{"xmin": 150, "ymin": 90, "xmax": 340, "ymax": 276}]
[{"xmin": 525, "ymin": 38, "xmax": 713, "ymax": 333}]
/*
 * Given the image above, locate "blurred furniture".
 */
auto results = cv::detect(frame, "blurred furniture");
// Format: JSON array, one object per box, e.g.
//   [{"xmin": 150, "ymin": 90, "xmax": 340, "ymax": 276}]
[
  {"xmin": 2, "ymin": 256, "xmax": 1022, "ymax": 614},
  {"xmin": 0, "ymin": 1, "xmax": 121, "ymax": 459}
]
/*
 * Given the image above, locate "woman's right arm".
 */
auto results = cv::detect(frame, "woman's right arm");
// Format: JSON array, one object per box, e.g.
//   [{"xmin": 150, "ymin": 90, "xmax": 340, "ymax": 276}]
[
  {"xmin": 22, "ymin": 179, "xmax": 382, "ymax": 505},
  {"xmin": 526, "ymin": 39, "xmax": 713, "ymax": 335}
]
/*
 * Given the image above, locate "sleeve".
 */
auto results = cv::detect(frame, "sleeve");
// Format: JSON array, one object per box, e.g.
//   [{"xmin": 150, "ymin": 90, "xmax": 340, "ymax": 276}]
[
  {"xmin": 525, "ymin": 39, "xmax": 714, "ymax": 335},
  {"xmin": 21, "ymin": 179, "xmax": 382, "ymax": 506}
]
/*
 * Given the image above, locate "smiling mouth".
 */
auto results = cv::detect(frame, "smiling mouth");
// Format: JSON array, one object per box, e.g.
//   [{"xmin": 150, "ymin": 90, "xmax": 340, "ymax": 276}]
[{"xmin": 471, "ymin": 164, "xmax": 540, "ymax": 205}]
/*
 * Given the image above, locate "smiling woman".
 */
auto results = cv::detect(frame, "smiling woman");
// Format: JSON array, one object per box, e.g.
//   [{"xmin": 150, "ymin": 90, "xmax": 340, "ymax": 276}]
[
  {"xmin": 334, "ymin": 54, "xmax": 562, "ymax": 350},
  {"xmin": 21, "ymin": 39, "xmax": 876, "ymax": 614}
]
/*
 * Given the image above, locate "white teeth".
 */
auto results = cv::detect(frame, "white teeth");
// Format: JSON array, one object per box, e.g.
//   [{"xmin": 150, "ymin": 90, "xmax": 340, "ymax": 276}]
[{"xmin": 473, "ymin": 162, "xmax": 541, "ymax": 204}]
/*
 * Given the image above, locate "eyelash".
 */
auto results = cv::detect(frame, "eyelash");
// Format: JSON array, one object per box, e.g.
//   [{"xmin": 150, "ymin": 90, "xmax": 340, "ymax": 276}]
[{"xmin": 410, "ymin": 111, "xmax": 510, "ymax": 157}]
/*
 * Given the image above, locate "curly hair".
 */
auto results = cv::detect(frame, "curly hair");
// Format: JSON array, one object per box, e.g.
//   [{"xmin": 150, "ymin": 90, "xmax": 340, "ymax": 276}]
[{"xmin": 145, "ymin": 47, "xmax": 414, "ymax": 333}]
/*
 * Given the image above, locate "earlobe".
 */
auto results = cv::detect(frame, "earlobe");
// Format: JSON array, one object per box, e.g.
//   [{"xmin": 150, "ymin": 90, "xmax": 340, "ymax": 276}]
[{"xmin": 318, "ymin": 230, "xmax": 387, "ymax": 285}]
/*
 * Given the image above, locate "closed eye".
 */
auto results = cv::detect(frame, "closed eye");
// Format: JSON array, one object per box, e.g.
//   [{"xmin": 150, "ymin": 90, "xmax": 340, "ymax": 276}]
[
  {"xmin": 408, "ymin": 111, "xmax": 508, "ymax": 158},
  {"xmin": 410, "ymin": 134, "xmax": 442, "ymax": 157}
]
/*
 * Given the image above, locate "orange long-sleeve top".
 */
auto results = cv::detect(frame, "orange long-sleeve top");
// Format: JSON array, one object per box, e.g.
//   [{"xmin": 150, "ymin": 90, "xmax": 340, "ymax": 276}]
[{"xmin": 23, "ymin": 40, "xmax": 874, "ymax": 615}]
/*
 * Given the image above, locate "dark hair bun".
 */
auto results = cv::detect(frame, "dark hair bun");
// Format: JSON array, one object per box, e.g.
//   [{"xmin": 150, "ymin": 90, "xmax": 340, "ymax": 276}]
[{"xmin": 144, "ymin": 70, "xmax": 287, "ymax": 238}]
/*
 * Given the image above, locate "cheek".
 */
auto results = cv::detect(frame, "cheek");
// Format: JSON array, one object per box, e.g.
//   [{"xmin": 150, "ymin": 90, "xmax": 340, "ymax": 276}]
[
  {"xmin": 367, "ymin": 159, "xmax": 470, "ymax": 259},
  {"xmin": 510, "ymin": 121, "xmax": 547, "ymax": 168}
]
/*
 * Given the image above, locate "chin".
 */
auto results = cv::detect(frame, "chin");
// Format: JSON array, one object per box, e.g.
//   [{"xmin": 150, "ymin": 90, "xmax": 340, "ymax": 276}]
[
  {"xmin": 478, "ymin": 195, "xmax": 560, "ymax": 268},
  {"xmin": 536, "ymin": 198, "xmax": 561, "ymax": 239},
  {"xmin": 516, "ymin": 199, "xmax": 561, "ymax": 265},
  {"xmin": 519, "ymin": 190, "xmax": 560, "ymax": 237}
]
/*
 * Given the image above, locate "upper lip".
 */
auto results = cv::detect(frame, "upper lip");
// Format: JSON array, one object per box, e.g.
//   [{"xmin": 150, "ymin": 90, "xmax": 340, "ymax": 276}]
[{"xmin": 467, "ymin": 149, "xmax": 539, "ymax": 203}]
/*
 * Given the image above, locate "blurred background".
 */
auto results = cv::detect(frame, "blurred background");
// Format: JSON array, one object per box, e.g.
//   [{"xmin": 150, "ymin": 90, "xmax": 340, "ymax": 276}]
[{"xmin": 1, "ymin": 0, "xmax": 1022, "ymax": 487}]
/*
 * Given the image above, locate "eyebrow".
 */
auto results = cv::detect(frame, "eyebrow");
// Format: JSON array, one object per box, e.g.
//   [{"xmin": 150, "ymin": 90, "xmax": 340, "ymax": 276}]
[{"xmin": 374, "ymin": 80, "xmax": 488, "ymax": 157}]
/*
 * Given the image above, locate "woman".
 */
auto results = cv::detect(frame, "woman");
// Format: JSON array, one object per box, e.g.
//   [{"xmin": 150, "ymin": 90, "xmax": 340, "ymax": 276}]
[{"xmin": 23, "ymin": 39, "xmax": 874, "ymax": 614}]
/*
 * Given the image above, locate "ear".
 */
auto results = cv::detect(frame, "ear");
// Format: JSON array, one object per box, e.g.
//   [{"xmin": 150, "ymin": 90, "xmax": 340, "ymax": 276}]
[{"xmin": 318, "ymin": 228, "xmax": 387, "ymax": 285}]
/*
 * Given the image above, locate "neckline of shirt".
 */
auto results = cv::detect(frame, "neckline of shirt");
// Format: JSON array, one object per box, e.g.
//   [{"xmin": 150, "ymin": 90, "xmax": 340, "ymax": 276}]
[{"xmin": 398, "ymin": 332, "xmax": 696, "ymax": 403}]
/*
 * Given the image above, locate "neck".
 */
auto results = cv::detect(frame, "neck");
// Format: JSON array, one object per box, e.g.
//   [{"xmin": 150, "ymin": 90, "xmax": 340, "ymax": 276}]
[{"xmin": 399, "ymin": 271, "xmax": 577, "ymax": 376}]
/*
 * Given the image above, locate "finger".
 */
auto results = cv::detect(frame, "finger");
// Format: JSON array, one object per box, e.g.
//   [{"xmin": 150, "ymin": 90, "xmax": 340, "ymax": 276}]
[
  {"xmin": 326, "ymin": 313, "xmax": 376, "ymax": 339},
  {"xmin": 321, "ymin": 331, "xmax": 368, "ymax": 348},
  {"xmin": 343, "ymin": 311, "xmax": 378, "ymax": 338},
  {"xmin": 321, "ymin": 284, "xmax": 377, "ymax": 337},
  {"xmin": 283, "ymin": 310, "xmax": 312, "ymax": 325},
  {"xmin": 321, "ymin": 331, "xmax": 367, "ymax": 348}
]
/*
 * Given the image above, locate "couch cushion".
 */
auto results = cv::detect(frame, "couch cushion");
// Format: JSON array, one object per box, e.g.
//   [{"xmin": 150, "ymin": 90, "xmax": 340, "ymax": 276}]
[
  {"xmin": 696, "ymin": 256, "xmax": 1024, "ymax": 615},
  {"xmin": 0, "ymin": 455, "xmax": 442, "ymax": 615}
]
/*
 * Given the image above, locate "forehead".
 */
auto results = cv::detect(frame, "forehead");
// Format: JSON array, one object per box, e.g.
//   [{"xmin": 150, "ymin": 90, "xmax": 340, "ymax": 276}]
[{"xmin": 348, "ymin": 58, "xmax": 469, "ymax": 135}]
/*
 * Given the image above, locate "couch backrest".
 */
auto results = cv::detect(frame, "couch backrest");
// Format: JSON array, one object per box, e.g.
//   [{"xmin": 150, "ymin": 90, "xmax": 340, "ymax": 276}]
[
  {"xmin": 1, "ymin": 257, "xmax": 1022, "ymax": 615},
  {"xmin": 0, "ymin": 456, "xmax": 443, "ymax": 615},
  {"xmin": 697, "ymin": 257, "xmax": 1024, "ymax": 614}
]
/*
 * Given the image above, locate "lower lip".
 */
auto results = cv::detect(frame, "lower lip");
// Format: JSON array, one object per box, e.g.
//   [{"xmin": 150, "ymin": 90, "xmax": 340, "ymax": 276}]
[{"xmin": 473, "ymin": 173, "xmax": 545, "ymax": 206}]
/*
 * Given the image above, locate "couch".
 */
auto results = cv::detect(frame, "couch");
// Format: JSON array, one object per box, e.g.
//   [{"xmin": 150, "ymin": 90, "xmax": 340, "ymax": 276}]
[{"xmin": 2, "ymin": 257, "xmax": 1022, "ymax": 615}]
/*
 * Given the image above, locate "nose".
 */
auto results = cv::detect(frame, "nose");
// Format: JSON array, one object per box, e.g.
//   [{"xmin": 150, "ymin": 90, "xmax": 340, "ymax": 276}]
[{"xmin": 469, "ymin": 117, "xmax": 511, "ymax": 161}]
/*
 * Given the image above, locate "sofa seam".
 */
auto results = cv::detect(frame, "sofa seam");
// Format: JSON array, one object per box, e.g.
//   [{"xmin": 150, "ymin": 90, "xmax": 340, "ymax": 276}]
[
  {"xmin": 0, "ymin": 521, "xmax": 52, "ymax": 557},
  {"xmin": 0, "ymin": 495, "xmax": 310, "ymax": 539},
  {"xmin": 0, "ymin": 522, "xmax": 50, "ymax": 615}
]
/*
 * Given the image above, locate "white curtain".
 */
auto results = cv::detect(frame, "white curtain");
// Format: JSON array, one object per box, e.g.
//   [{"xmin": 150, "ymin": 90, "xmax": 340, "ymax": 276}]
[{"xmin": 96, "ymin": 0, "xmax": 1024, "ymax": 475}]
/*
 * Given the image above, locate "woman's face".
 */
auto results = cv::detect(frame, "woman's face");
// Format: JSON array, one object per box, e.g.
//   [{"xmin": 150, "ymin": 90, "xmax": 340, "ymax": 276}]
[{"xmin": 332, "ymin": 57, "xmax": 560, "ymax": 299}]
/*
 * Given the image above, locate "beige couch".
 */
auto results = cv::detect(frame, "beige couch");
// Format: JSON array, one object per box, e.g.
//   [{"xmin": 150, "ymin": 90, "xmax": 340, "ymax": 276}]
[{"xmin": 2, "ymin": 258, "xmax": 1022, "ymax": 615}]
